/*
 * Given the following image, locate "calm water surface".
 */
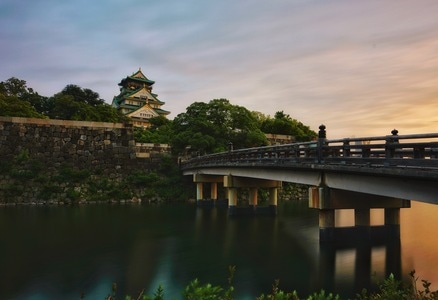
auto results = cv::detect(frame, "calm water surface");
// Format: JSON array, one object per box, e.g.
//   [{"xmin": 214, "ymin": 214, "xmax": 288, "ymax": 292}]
[{"xmin": 0, "ymin": 200, "xmax": 437, "ymax": 299}]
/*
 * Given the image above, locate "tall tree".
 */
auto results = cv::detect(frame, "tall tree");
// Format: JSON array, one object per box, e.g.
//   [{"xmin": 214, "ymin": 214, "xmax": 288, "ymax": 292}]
[
  {"xmin": 0, "ymin": 77, "xmax": 30, "ymax": 98},
  {"xmin": 134, "ymin": 116, "xmax": 173, "ymax": 144},
  {"xmin": 60, "ymin": 84, "xmax": 105, "ymax": 106},
  {"xmin": 171, "ymin": 99, "xmax": 267, "ymax": 155},
  {"xmin": 260, "ymin": 110, "xmax": 317, "ymax": 141},
  {"xmin": 47, "ymin": 85, "xmax": 128, "ymax": 122},
  {"xmin": 0, "ymin": 94, "xmax": 45, "ymax": 118},
  {"xmin": 0, "ymin": 77, "xmax": 48, "ymax": 115}
]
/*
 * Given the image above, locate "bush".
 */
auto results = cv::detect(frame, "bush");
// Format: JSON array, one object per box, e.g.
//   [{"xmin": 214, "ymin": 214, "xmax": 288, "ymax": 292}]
[{"xmin": 99, "ymin": 270, "xmax": 438, "ymax": 300}]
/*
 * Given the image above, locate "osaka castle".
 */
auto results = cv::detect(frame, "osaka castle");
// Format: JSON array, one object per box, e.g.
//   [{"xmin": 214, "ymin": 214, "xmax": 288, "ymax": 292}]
[{"xmin": 112, "ymin": 68, "xmax": 170, "ymax": 127}]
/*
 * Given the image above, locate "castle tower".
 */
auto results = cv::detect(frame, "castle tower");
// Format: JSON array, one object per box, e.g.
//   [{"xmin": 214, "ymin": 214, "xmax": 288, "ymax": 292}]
[{"xmin": 112, "ymin": 68, "xmax": 170, "ymax": 127}]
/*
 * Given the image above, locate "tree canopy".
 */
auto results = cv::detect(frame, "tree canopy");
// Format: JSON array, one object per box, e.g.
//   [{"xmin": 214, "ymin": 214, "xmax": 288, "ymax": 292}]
[
  {"xmin": 0, "ymin": 77, "xmax": 47, "ymax": 118},
  {"xmin": 260, "ymin": 111, "xmax": 317, "ymax": 141},
  {"xmin": 0, "ymin": 77, "xmax": 128, "ymax": 123},
  {"xmin": 134, "ymin": 116, "xmax": 173, "ymax": 144},
  {"xmin": 171, "ymin": 99, "xmax": 268, "ymax": 155}
]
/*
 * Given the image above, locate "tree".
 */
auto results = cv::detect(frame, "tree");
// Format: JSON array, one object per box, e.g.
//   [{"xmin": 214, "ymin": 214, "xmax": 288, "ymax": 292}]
[
  {"xmin": 0, "ymin": 77, "xmax": 48, "ymax": 115},
  {"xmin": 134, "ymin": 116, "xmax": 173, "ymax": 144},
  {"xmin": 0, "ymin": 94, "xmax": 46, "ymax": 118},
  {"xmin": 171, "ymin": 99, "xmax": 267, "ymax": 155},
  {"xmin": 260, "ymin": 110, "xmax": 317, "ymax": 142},
  {"xmin": 47, "ymin": 92, "xmax": 128, "ymax": 122},
  {"xmin": 60, "ymin": 84, "xmax": 105, "ymax": 106},
  {"xmin": 0, "ymin": 77, "xmax": 30, "ymax": 98},
  {"xmin": 46, "ymin": 85, "xmax": 128, "ymax": 122}
]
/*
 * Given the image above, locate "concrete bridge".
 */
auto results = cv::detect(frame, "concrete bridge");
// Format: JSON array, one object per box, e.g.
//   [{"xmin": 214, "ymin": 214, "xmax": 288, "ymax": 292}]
[{"xmin": 181, "ymin": 126, "xmax": 438, "ymax": 242}]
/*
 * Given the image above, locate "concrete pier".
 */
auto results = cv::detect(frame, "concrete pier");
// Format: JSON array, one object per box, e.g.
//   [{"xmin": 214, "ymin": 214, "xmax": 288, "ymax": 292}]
[
  {"xmin": 193, "ymin": 174, "xmax": 224, "ymax": 205},
  {"xmin": 224, "ymin": 175, "xmax": 281, "ymax": 215},
  {"xmin": 309, "ymin": 186, "xmax": 410, "ymax": 243}
]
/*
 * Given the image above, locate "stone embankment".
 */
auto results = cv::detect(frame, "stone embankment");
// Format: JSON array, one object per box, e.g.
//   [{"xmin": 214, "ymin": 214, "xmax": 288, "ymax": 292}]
[{"xmin": 0, "ymin": 116, "xmax": 170, "ymax": 204}]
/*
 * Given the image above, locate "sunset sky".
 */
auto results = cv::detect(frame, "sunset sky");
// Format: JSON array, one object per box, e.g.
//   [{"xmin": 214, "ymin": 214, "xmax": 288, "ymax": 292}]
[{"xmin": 1, "ymin": 0, "xmax": 438, "ymax": 138}]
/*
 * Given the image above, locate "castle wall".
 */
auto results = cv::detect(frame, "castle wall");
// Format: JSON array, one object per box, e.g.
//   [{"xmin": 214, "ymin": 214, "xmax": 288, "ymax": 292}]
[{"xmin": 0, "ymin": 116, "xmax": 170, "ymax": 204}]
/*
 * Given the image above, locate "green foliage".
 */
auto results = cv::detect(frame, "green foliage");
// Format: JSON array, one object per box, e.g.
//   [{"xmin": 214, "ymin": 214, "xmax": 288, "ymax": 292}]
[
  {"xmin": 183, "ymin": 265, "xmax": 235, "ymax": 300},
  {"xmin": 47, "ymin": 93, "xmax": 126, "ymax": 122},
  {"xmin": 0, "ymin": 94, "xmax": 46, "ymax": 118},
  {"xmin": 16, "ymin": 149, "xmax": 30, "ymax": 163},
  {"xmin": 38, "ymin": 184, "xmax": 63, "ymax": 200},
  {"xmin": 56, "ymin": 164, "xmax": 90, "ymax": 183},
  {"xmin": 183, "ymin": 279, "xmax": 224, "ymax": 300},
  {"xmin": 0, "ymin": 77, "xmax": 49, "ymax": 116},
  {"xmin": 256, "ymin": 279, "xmax": 299, "ymax": 300},
  {"xmin": 307, "ymin": 290, "xmax": 340, "ymax": 300},
  {"xmin": 127, "ymin": 171, "xmax": 160, "ymax": 187},
  {"xmin": 100, "ymin": 270, "xmax": 438, "ymax": 300},
  {"xmin": 355, "ymin": 271, "xmax": 438, "ymax": 300},
  {"xmin": 134, "ymin": 117, "xmax": 172, "ymax": 144},
  {"xmin": 1, "ymin": 183, "xmax": 23, "ymax": 200},
  {"xmin": 260, "ymin": 111, "xmax": 317, "ymax": 142},
  {"xmin": 90, "ymin": 180, "xmax": 133, "ymax": 202},
  {"xmin": 1, "ymin": 77, "xmax": 127, "ymax": 122},
  {"xmin": 0, "ymin": 159, "xmax": 13, "ymax": 173},
  {"xmin": 60, "ymin": 84, "xmax": 105, "ymax": 106},
  {"xmin": 9, "ymin": 150, "xmax": 42, "ymax": 181},
  {"xmin": 172, "ymin": 99, "xmax": 268, "ymax": 154},
  {"xmin": 45, "ymin": 84, "xmax": 128, "ymax": 122},
  {"xmin": 0, "ymin": 77, "xmax": 34, "ymax": 98},
  {"xmin": 65, "ymin": 187, "xmax": 82, "ymax": 201}
]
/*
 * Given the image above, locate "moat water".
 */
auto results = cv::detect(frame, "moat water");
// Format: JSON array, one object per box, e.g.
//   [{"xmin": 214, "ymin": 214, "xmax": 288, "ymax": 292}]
[{"xmin": 0, "ymin": 200, "xmax": 437, "ymax": 299}]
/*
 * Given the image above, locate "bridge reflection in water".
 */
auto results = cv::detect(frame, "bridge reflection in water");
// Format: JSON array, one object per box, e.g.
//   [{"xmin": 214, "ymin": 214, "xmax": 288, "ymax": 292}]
[
  {"xmin": 318, "ymin": 225, "xmax": 402, "ymax": 295},
  {"xmin": 194, "ymin": 203, "xmax": 406, "ymax": 298},
  {"xmin": 319, "ymin": 239, "xmax": 402, "ymax": 295}
]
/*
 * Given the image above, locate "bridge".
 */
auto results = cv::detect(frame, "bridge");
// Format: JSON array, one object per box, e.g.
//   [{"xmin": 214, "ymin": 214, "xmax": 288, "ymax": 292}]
[{"xmin": 181, "ymin": 126, "xmax": 438, "ymax": 242}]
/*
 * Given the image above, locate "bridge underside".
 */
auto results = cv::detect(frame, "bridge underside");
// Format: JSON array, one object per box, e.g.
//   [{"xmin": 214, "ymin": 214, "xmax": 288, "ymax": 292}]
[
  {"xmin": 186, "ymin": 167, "xmax": 423, "ymax": 243},
  {"xmin": 184, "ymin": 167, "xmax": 438, "ymax": 204}
]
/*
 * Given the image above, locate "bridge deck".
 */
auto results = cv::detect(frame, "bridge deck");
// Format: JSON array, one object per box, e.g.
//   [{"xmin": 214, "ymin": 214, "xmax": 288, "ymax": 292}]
[{"xmin": 181, "ymin": 131, "xmax": 438, "ymax": 204}]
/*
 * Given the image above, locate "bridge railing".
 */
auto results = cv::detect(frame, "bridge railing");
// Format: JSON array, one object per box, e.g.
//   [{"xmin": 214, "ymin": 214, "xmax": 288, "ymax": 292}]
[
  {"xmin": 181, "ymin": 128, "xmax": 438, "ymax": 170},
  {"xmin": 323, "ymin": 131, "xmax": 438, "ymax": 167}
]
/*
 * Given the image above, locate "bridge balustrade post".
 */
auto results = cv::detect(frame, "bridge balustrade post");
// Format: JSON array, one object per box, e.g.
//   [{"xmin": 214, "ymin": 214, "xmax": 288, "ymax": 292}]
[
  {"xmin": 413, "ymin": 147, "xmax": 425, "ymax": 159},
  {"xmin": 343, "ymin": 139, "xmax": 350, "ymax": 158},
  {"xmin": 385, "ymin": 129, "xmax": 399, "ymax": 160},
  {"xmin": 318, "ymin": 124, "xmax": 327, "ymax": 163}
]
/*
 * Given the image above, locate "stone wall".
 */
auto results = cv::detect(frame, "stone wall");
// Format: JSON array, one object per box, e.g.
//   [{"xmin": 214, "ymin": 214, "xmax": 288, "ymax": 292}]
[{"xmin": 0, "ymin": 117, "xmax": 171, "ymax": 204}]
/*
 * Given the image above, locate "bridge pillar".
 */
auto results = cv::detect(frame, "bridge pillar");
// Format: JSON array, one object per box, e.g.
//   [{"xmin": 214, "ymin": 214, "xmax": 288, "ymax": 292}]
[
  {"xmin": 193, "ymin": 174, "xmax": 224, "ymax": 205},
  {"xmin": 224, "ymin": 175, "xmax": 281, "ymax": 215},
  {"xmin": 211, "ymin": 182, "xmax": 218, "ymax": 201},
  {"xmin": 196, "ymin": 182, "xmax": 203, "ymax": 202},
  {"xmin": 269, "ymin": 187, "xmax": 278, "ymax": 214},
  {"xmin": 309, "ymin": 187, "xmax": 410, "ymax": 243},
  {"xmin": 227, "ymin": 187, "xmax": 238, "ymax": 214},
  {"xmin": 319, "ymin": 209, "xmax": 335, "ymax": 242},
  {"xmin": 384, "ymin": 208, "xmax": 401, "ymax": 238},
  {"xmin": 249, "ymin": 188, "xmax": 258, "ymax": 209}
]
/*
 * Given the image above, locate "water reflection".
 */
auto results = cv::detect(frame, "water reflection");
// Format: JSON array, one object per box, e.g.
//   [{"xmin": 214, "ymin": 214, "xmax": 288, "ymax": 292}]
[
  {"xmin": 0, "ymin": 202, "xmax": 437, "ymax": 299},
  {"xmin": 318, "ymin": 234, "xmax": 402, "ymax": 296}
]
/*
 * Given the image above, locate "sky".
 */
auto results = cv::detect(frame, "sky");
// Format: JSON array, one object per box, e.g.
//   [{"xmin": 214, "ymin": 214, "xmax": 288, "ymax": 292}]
[{"xmin": 1, "ymin": 0, "xmax": 438, "ymax": 138}]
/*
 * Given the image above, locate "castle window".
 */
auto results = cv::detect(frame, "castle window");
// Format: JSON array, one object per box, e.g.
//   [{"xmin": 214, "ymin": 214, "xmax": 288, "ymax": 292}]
[{"xmin": 139, "ymin": 113, "xmax": 153, "ymax": 119}]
